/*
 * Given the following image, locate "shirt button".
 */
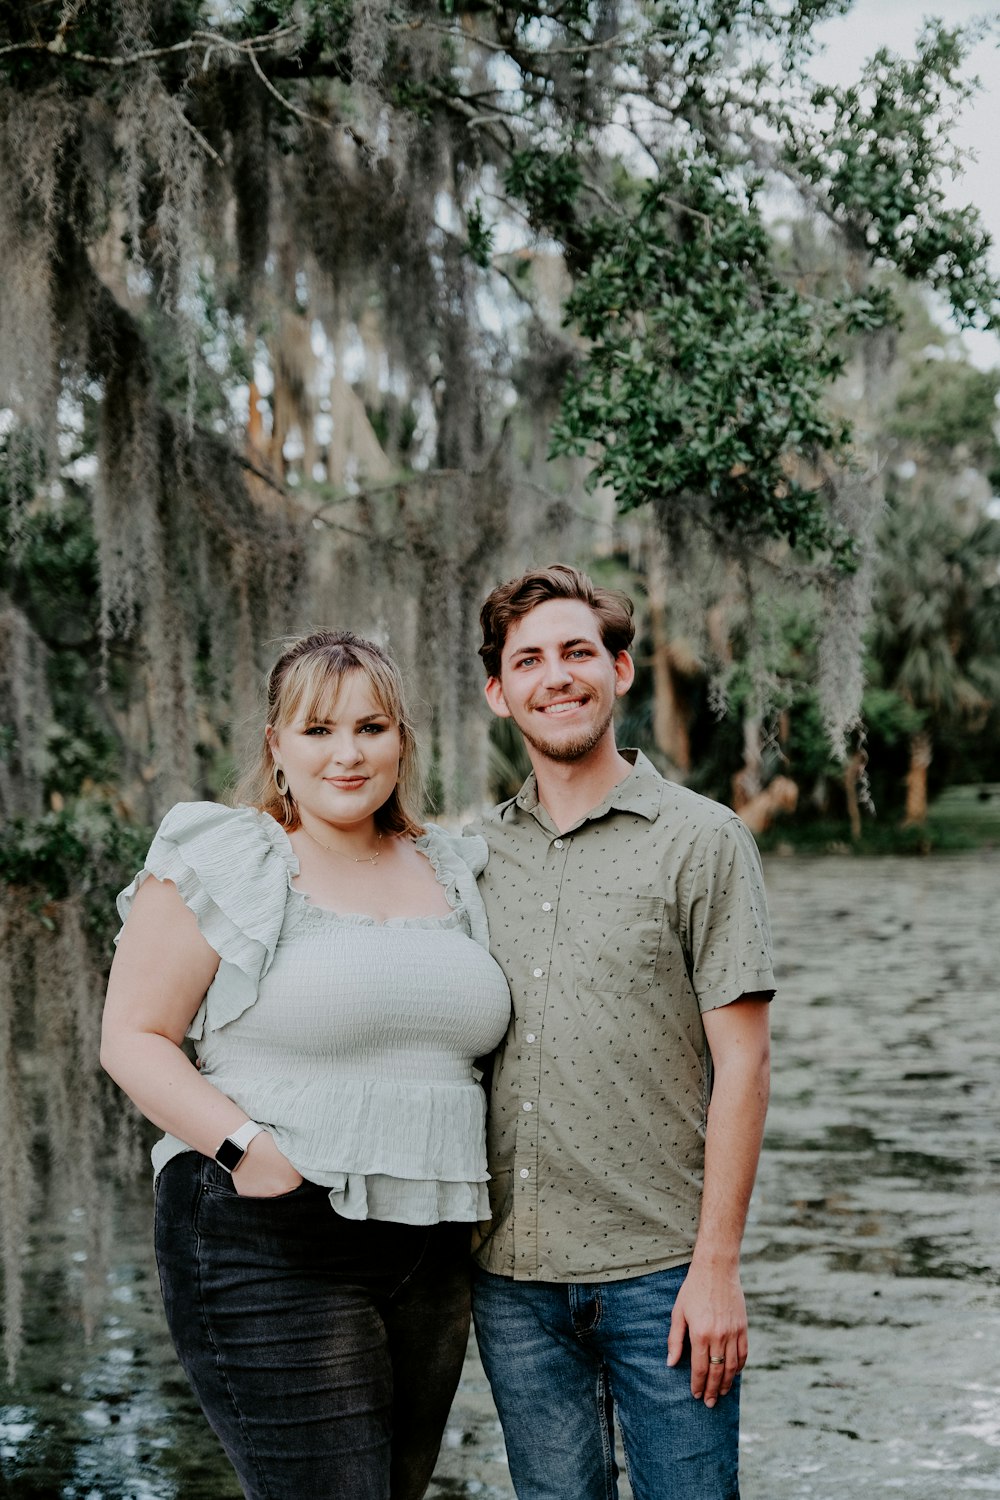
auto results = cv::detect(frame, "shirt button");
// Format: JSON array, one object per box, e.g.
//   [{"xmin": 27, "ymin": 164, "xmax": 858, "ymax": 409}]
[
  {"xmin": 522, "ymin": 1101, "xmax": 533, "ymax": 1111},
  {"xmin": 519, "ymin": 1168, "xmax": 530, "ymax": 1179},
  {"xmin": 525, "ymin": 1033, "xmax": 536, "ymax": 1043},
  {"xmin": 532, "ymin": 967, "xmax": 544, "ymax": 978},
  {"xmin": 553, "ymin": 838, "xmax": 565, "ymax": 849},
  {"xmin": 541, "ymin": 901, "xmax": 553, "ymax": 912}
]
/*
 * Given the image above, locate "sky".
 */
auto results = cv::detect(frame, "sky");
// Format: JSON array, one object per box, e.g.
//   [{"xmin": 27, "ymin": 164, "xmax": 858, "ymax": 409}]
[{"xmin": 810, "ymin": 0, "xmax": 1000, "ymax": 369}]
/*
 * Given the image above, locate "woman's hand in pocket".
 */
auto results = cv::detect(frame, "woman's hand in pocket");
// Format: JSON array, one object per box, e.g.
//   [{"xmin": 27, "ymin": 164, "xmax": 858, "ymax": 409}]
[{"xmin": 232, "ymin": 1131, "xmax": 304, "ymax": 1198}]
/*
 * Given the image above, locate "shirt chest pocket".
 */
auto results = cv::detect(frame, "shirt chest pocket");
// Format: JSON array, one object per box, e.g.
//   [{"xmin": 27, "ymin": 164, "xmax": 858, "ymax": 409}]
[{"xmin": 566, "ymin": 894, "xmax": 664, "ymax": 995}]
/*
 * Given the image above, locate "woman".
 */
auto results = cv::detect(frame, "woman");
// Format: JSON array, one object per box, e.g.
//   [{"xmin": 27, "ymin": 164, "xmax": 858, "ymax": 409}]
[{"xmin": 101, "ymin": 630, "xmax": 511, "ymax": 1500}]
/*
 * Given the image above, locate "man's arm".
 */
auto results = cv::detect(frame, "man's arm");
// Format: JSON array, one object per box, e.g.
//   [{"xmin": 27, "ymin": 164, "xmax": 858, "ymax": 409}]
[{"xmin": 666, "ymin": 995, "xmax": 771, "ymax": 1407}]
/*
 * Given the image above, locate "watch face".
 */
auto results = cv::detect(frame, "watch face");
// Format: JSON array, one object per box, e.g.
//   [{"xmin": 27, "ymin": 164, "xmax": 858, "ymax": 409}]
[{"xmin": 215, "ymin": 1138, "xmax": 245, "ymax": 1173}]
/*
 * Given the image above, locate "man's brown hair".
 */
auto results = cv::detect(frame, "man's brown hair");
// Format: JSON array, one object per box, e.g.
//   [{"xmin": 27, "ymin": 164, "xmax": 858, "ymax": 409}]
[{"xmin": 478, "ymin": 563, "xmax": 635, "ymax": 678}]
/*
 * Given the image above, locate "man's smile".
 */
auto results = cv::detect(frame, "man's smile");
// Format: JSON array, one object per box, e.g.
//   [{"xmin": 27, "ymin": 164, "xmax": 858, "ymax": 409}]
[{"xmin": 534, "ymin": 697, "xmax": 589, "ymax": 715}]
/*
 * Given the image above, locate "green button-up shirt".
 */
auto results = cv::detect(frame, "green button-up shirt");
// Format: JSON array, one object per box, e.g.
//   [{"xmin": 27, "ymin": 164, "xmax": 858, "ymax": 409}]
[{"xmin": 470, "ymin": 749, "xmax": 774, "ymax": 1283}]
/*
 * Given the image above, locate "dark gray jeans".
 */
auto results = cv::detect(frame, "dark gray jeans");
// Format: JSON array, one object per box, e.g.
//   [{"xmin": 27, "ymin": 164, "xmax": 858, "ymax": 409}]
[{"xmin": 154, "ymin": 1152, "xmax": 471, "ymax": 1500}]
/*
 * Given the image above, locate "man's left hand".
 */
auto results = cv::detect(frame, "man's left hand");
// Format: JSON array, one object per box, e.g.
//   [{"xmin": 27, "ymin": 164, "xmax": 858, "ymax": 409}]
[{"xmin": 665, "ymin": 1259, "xmax": 748, "ymax": 1408}]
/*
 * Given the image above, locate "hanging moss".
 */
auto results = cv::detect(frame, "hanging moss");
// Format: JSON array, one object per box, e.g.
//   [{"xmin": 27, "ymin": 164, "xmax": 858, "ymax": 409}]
[
  {"xmin": 0, "ymin": 897, "xmax": 31, "ymax": 1381},
  {"xmin": 0, "ymin": 880, "xmax": 149, "ymax": 1382}
]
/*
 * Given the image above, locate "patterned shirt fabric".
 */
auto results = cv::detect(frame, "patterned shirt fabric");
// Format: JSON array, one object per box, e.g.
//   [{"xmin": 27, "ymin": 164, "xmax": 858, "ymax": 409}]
[
  {"xmin": 469, "ymin": 749, "xmax": 775, "ymax": 1282},
  {"xmin": 116, "ymin": 803, "xmax": 511, "ymax": 1224}
]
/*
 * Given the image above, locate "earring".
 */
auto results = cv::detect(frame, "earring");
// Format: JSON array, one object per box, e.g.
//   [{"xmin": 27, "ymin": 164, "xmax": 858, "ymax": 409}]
[{"xmin": 274, "ymin": 766, "xmax": 289, "ymax": 796}]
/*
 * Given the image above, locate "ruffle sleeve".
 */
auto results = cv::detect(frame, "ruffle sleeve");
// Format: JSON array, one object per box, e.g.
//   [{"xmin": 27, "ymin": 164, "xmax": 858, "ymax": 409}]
[
  {"xmin": 115, "ymin": 801, "xmax": 297, "ymax": 1039},
  {"xmin": 416, "ymin": 824, "xmax": 491, "ymax": 950}
]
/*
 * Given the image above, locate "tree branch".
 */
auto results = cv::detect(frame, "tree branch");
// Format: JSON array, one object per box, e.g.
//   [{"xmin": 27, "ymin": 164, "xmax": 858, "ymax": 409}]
[
  {"xmin": 0, "ymin": 24, "xmax": 300, "ymax": 67},
  {"xmin": 166, "ymin": 91, "xmax": 224, "ymax": 167},
  {"xmin": 51, "ymin": 0, "xmax": 86, "ymax": 54},
  {"xmin": 397, "ymin": 17, "xmax": 652, "ymax": 61},
  {"xmin": 244, "ymin": 43, "xmax": 338, "ymax": 134}
]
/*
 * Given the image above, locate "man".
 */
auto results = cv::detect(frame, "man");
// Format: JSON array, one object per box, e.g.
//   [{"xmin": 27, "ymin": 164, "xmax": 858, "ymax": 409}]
[{"xmin": 469, "ymin": 564, "xmax": 774, "ymax": 1500}]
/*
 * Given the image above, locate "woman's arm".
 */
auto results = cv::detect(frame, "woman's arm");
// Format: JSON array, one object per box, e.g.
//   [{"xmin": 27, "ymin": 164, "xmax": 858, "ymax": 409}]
[{"xmin": 101, "ymin": 875, "xmax": 302, "ymax": 1197}]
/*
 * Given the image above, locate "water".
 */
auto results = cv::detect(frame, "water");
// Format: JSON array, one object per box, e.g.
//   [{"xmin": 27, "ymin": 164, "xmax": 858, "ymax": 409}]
[
  {"xmin": 740, "ymin": 851, "xmax": 1000, "ymax": 1498},
  {"xmin": 2, "ymin": 852, "xmax": 998, "ymax": 1497}
]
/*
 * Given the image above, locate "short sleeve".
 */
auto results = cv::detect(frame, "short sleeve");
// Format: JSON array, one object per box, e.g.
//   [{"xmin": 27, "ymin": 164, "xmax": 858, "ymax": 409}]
[
  {"xmin": 684, "ymin": 816, "xmax": 775, "ymax": 1012},
  {"xmin": 115, "ymin": 801, "xmax": 298, "ymax": 1039},
  {"xmin": 417, "ymin": 825, "xmax": 491, "ymax": 950}
]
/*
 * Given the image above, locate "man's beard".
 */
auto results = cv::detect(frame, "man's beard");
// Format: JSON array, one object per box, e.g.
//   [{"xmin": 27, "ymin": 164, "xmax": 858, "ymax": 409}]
[{"xmin": 517, "ymin": 698, "xmax": 616, "ymax": 763}]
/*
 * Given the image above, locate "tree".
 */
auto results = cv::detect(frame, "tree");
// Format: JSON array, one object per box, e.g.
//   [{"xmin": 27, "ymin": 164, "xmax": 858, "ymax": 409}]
[
  {"xmin": 0, "ymin": 2, "xmax": 996, "ymax": 783},
  {"xmin": 869, "ymin": 491, "xmax": 1000, "ymax": 825}
]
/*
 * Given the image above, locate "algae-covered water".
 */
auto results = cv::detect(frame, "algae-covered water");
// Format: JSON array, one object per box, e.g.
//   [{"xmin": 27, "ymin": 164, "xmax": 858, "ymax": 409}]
[{"xmin": 2, "ymin": 852, "xmax": 998, "ymax": 1498}]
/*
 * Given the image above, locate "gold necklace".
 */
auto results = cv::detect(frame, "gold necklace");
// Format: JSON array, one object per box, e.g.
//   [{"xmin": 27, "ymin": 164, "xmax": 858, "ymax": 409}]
[{"xmin": 302, "ymin": 825, "xmax": 384, "ymax": 866}]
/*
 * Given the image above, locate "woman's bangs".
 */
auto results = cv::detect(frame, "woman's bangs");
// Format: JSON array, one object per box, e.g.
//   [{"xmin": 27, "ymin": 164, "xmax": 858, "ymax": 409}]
[{"xmin": 280, "ymin": 653, "xmax": 398, "ymax": 728}]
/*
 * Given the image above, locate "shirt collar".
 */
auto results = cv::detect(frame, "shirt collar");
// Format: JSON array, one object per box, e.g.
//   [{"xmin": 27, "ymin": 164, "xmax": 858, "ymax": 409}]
[{"xmin": 510, "ymin": 748, "xmax": 663, "ymax": 831}]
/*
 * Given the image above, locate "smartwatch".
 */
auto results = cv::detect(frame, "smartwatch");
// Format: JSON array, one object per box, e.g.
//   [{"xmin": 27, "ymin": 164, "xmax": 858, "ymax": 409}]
[{"xmin": 214, "ymin": 1120, "xmax": 266, "ymax": 1175}]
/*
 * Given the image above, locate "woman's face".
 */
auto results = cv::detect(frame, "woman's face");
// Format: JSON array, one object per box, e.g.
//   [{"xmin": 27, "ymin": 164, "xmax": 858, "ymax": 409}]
[{"xmin": 267, "ymin": 672, "xmax": 402, "ymax": 833}]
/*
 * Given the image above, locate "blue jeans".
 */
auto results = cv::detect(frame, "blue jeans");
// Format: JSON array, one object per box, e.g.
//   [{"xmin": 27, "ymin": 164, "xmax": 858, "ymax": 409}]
[
  {"xmin": 472, "ymin": 1265, "xmax": 740, "ymax": 1500},
  {"xmin": 154, "ymin": 1152, "xmax": 471, "ymax": 1500}
]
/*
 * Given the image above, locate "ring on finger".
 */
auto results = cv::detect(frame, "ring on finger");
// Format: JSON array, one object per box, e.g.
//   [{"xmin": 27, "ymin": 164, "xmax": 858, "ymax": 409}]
[{"xmin": 709, "ymin": 1355, "xmax": 725, "ymax": 1365}]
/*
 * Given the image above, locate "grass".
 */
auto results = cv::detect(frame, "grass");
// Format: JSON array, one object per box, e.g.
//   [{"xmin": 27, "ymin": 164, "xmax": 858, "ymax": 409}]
[
  {"xmin": 756, "ymin": 783, "xmax": 1000, "ymax": 856},
  {"xmin": 926, "ymin": 782, "xmax": 1000, "ymax": 841}
]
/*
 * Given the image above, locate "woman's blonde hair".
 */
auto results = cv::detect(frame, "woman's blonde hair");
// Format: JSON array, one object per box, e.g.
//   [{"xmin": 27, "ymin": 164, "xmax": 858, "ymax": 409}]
[{"xmin": 234, "ymin": 631, "xmax": 425, "ymax": 839}]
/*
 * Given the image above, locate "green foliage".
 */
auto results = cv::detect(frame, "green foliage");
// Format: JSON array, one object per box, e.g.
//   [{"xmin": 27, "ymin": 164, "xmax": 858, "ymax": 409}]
[
  {"xmin": 789, "ymin": 19, "xmax": 999, "ymax": 330},
  {"xmin": 780, "ymin": 690, "xmax": 837, "ymax": 785},
  {"xmin": 0, "ymin": 0, "xmax": 202, "ymax": 91},
  {"xmin": 463, "ymin": 199, "xmax": 495, "ymax": 270},
  {"xmin": 367, "ymin": 398, "xmax": 419, "ymax": 456},
  {"xmin": 1, "ymin": 484, "xmax": 99, "ymax": 650},
  {"xmin": 2, "ymin": 0, "xmax": 996, "ymax": 580},
  {"xmin": 275, "ymin": 0, "xmax": 353, "ymax": 60},
  {"xmin": 672, "ymin": 522, "xmax": 994, "ymax": 825},
  {"xmin": 551, "ymin": 165, "xmax": 855, "ymax": 560},
  {"xmin": 834, "ymin": 283, "xmax": 899, "ymax": 334},
  {"xmin": 754, "ymin": 813, "xmax": 988, "ymax": 855},
  {"xmin": 888, "ymin": 360, "xmax": 1000, "ymax": 471},
  {"xmin": 0, "ymin": 433, "xmax": 148, "ymax": 936},
  {"xmin": 0, "ymin": 437, "xmax": 122, "ymax": 800},
  {"xmin": 504, "ymin": 150, "xmax": 585, "ymax": 250},
  {"xmin": 0, "ymin": 801, "xmax": 150, "ymax": 944},
  {"xmin": 487, "ymin": 715, "xmax": 533, "ymax": 803},
  {"xmin": 871, "ymin": 489, "xmax": 1000, "ymax": 719},
  {"xmin": 43, "ymin": 655, "xmax": 120, "ymax": 797},
  {"xmin": 861, "ymin": 686, "xmax": 926, "ymax": 747},
  {"xmin": 926, "ymin": 781, "xmax": 1000, "ymax": 844}
]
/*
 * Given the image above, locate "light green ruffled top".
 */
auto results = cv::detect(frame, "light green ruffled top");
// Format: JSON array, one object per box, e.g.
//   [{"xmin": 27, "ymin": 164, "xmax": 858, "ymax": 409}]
[{"xmin": 116, "ymin": 802, "xmax": 511, "ymax": 1225}]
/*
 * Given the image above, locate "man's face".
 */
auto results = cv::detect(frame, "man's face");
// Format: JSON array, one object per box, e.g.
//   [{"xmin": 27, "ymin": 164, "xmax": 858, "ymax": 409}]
[{"xmin": 485, "ymin": 598, "xmax": 634, "ymax": 764}]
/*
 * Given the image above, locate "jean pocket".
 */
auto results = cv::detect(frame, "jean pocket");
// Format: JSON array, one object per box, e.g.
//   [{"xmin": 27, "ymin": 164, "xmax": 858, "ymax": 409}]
[
  {"xmin": 198, "ymin": 1154, "xmax": 313, "ymax": 1201},
  {"xmin": 234, "ymin": 1177, "xmax": 315, "ymax": 1202}
]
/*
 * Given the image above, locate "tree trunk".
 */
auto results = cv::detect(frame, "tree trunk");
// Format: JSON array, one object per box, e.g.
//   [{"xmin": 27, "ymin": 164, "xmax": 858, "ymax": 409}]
[
  {"xmin": 246, "ymin": 379, "xmax": 266, "ymax": 455},
  {"xmin": 843, "ymin": 748, "xmax": 864, "ymax": 841},
  {"xmin": 732, "ymin": 714, "xmax": 763, "ymax": 813},
  {"xmin": 903, "ymin": 730, "xmax": 932, "ymax": 827},
  {"xmin": 652, "ymin": 644, "xmax": 692, "ymax": 772},
  {"xmin": 646, "ymin": 548, "xmax": 697, "ymax": 773}
]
